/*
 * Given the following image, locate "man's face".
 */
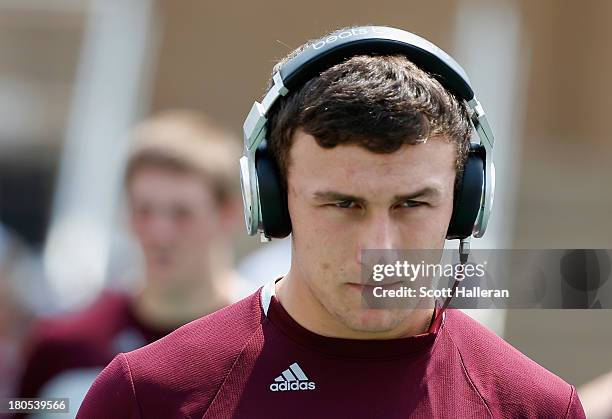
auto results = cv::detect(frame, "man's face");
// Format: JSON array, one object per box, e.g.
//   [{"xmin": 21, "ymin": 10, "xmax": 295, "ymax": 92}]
[
  {"xmin": 287, "ymin": 129, "xmax": 457, "ymax": 333},
  {"xmin": 128, "ymin": 165, "xmax": 221, "ymax": 286}
]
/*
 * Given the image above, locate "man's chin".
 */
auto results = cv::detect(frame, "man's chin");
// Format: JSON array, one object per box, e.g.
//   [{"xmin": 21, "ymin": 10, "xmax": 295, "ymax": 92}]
[
  {"xmin": 338, "ymin": 307, "xmax": 408, "ymax": 335},
  {"xmin": 148, "ymin": 269, "xmax": 180, "ymax": 285}
]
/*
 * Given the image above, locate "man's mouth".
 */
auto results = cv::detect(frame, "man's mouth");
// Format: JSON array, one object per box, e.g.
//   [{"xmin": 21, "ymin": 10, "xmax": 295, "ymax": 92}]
[{"xmin": 345, "ymin": 281, "xmax": 404, "ymax": 291}]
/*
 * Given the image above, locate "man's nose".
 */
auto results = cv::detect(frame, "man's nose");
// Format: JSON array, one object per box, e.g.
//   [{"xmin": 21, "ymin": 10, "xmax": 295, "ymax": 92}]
[
  {"xmin": 365, "ymin": 212, "xmax": 400, "ymax": 249},
  {"xmin": 147, "ymin": 212, "xmax": 177, "ymax": 245}
]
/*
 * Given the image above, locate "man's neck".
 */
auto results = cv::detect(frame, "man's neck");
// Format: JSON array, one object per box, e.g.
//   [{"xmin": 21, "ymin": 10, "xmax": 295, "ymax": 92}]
[
  {"xmin": 132, "ymin": 270, "xmax": 236, "ymax": 331},
  {"xmin": 275, "ymin": 270, "xmax": 435, "ymax": 340}
]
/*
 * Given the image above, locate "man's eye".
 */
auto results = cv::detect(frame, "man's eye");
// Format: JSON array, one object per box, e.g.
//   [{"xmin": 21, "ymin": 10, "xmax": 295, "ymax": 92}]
[
  {"xmin": 135, "ymin": 205, "xmax": 152, "ymax": 218},
  {"xmin": 171, "ymin": 207, "xmax": 191, "ymax": 222},
  {"xmin": 399, "ymin": 200, "xmax": 425, "ymax": 208},
  {"xmin": 334, "ymin": 200, "xmax": 358, "ymax": 209}
]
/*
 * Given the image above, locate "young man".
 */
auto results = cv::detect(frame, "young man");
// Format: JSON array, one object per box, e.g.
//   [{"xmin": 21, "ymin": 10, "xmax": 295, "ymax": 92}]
[
  {"xmin": 16, "ymin": 111, "xmax": 244, "ymax": 408},
  {"xmin": 78, "ymin": 27, "xmax": 585, "ymax": 418}
]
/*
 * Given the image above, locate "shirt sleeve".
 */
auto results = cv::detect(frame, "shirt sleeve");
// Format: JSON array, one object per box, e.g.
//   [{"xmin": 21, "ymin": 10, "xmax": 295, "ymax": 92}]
[
  {"xmin": 565, "ymin": 385, "xmax": 586, "ymax": 419},
  {"xmin": 76, "ymin": 353, "xmax": 141, "ymax": 419}
]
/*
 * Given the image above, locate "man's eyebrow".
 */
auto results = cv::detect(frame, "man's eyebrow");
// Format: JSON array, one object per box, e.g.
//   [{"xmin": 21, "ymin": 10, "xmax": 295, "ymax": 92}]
[
  {"xmin": 392, "ymin": 186, "xmax": 442, "ymax": 202},
  {"xmin": 312, "ymin": 191, "xmax": 365, "ymax": 203},
  {"xmin": 312, "ymin": 186, "xmax": 442, "ymax": 203}
]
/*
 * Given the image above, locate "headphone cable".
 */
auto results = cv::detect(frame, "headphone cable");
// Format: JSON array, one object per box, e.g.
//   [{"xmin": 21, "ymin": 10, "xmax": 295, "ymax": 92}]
[{"xmin": 428, "ymin": 238, "xmax": 470, "ymax": 332}]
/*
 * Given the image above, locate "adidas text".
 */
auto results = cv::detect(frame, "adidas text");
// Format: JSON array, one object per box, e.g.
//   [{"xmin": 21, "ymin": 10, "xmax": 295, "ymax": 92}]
[{"xmin": 269, "ymin": 381, "xmax": 316, "ymax": 391}]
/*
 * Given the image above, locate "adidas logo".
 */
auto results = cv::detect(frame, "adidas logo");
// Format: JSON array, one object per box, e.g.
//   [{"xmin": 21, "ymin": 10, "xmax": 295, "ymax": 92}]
[{"xmin": 269, "ymin": 362, "xmax": 316, "ymax": 392}]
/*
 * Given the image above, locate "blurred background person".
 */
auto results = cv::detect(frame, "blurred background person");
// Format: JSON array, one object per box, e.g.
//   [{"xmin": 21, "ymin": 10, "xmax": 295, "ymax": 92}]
[{"xmin": 14, "ymin": 110, "xmax": 245, "ymax": 415}]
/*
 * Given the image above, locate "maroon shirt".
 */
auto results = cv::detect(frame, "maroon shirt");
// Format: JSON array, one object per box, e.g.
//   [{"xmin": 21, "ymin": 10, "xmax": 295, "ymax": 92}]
[
  {"xmin": 78, "ymin": 285, "xmax": 585, "ymax": 418},
  {"xmin": 16, "ymin": 292, "xmax": 171, "ymax": 400}
]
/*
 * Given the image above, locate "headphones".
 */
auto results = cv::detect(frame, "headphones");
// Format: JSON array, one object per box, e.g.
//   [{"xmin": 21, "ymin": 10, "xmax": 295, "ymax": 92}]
[{"xmin": 240, "ymin": 26, "xmax": 495, "ymax": 242}]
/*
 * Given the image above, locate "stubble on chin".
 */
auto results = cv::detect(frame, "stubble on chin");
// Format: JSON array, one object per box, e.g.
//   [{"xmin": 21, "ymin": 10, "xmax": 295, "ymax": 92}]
[{"xmin": 318, "ymin": 285, "xmax": 406, "ymax": 334}]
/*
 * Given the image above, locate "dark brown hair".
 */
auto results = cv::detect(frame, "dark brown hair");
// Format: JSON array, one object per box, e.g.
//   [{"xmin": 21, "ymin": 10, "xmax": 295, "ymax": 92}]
[{"xmin": 266, "ymin": 34, "xmax": 473, "ymax": 192}]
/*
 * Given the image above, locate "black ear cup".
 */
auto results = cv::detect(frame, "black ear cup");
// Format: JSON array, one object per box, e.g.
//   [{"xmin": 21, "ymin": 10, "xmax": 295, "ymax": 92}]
[
  {"xmin": 255, "ymin": 142, "xmax": 292, "ymax": 238},
  {"xmin": 446, "ymin": 143, "xmax": 485, "ymax": 240}
]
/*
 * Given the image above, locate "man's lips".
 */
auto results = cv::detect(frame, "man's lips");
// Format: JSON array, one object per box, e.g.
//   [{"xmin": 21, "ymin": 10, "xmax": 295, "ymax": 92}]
[{"xmin": 346, "ymin": 281, "xmax": 405, "ymax": 290}]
